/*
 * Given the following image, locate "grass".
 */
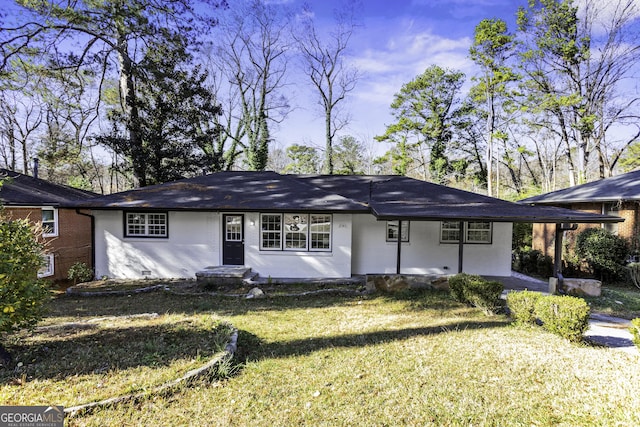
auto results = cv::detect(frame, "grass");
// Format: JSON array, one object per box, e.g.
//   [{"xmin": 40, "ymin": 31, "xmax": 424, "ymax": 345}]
[
  {"xmin": 584, "ymin": 284, "xmax": 640, "ymax": 319},
  {"xmin": 2, "ymin": 288, "xmax": 640, "ymax": 426}
]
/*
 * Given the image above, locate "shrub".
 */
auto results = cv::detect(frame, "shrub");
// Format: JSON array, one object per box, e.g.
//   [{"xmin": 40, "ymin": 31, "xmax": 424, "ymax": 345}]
[
  {"xmin": 68, "ymin": 262, "xmax": 94, "ymax": 284},
  {"xmin": 512, "ymin": 249, "xmax": 553, "ymax": 277},
  {"xmin": 576, "ymin": 227, "xmax": 629, "ymax": 282},
  {"xmin": 449, "ymin": 273, "xmax": 504, "ymax": 315},
  {"xmin": 534, "ymin": 295, "xmax": 590, "ymax": 342},
  {"xmin": 0, "ymin": 217, "xmax": 51, "ymax": 336},
  {"xmin": 630, "ymin": 318, "xmax": 640, "ymax": 348},
  {"xmin": 506, "ymin": 290, "xmax": 543, "ymax": 325}
]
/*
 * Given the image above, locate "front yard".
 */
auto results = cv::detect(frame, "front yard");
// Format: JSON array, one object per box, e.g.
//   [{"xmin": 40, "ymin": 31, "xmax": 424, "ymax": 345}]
[{"xmin": 1, "ymin": 286, "xmax": 640, "ymax": 426}]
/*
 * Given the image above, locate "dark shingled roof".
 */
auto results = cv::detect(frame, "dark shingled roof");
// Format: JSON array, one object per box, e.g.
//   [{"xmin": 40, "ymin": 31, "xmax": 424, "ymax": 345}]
[
  {"xmin": 71, "ymin": 171, "xmax": 368, "ymax": 212},
  {"xmin": 72, "ymin": 171, "xmax": 620, "ymax": 223},
  {"xmin": 0, "ymin": 168, "xmax": 97, "ymax": 206},
  {"xmin": 521, "ymin": 169, "xmax": 640, "ymax": 204},
  {"xmin": 298, "ymin": 175, "xmax": 619, "ymax": 223}
]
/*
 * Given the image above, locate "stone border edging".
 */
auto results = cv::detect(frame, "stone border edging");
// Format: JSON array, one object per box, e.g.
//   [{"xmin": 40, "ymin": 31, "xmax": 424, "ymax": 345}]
[
  {"xmin": 63, "ymin": 326, "xmax": 238, "ymax": 418},
  {"xmin": 66, "ymin": 283, "xmax": 366, "ymax": 299},
  {"xmin": 66, "ymin": 284, "xmax": 168, "ymax": 297}
]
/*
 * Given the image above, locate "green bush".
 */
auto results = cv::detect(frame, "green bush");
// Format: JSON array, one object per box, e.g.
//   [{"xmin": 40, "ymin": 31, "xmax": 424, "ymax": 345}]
[
  {"xmin": 576, "ymin": 228, "xmax": 629, "ymax": 282},
  {"xmin": 506, "ymin": 290, "xmax": 544, "ymax": 325},
  {"xmin": 68, "ymin": 262, "xmax": 94, "ymax": 284},
  {"xmin": 534, "ymin": 295, "xmax": 590, "ymax": 342},
  {"xmin": 630, "ymin": 318, "xmax": 640, "ymax": 348},
  {"xmin": 449, "ymin": 273, "xmax": 504, "ymax": 315},
  {"xmin": 0, "ymin": 217, "xmax": 51, "ymax": 336}
]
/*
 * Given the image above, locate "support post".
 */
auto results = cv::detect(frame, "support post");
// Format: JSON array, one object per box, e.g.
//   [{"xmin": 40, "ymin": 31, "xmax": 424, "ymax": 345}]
[
  {"xmin": 396, "ymin": 220, "xmax": 402, "ymax": 274},
  {"xmin": 553, "ymin": 223, "xmax": 563, "ymax": 279},
  {"xmin": 458, "ymin": 221, "xmax": 464, "ymax": 274}
]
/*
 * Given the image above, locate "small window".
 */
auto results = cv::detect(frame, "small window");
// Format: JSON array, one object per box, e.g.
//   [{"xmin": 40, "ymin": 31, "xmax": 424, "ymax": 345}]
[
  {"xmin": 42, "ymin": 208, "xmax": 58, "ymax": 237},
  {"xmin": 38, "ymin": 253, "xmax": 54, "ymax": 278},
  {"xmin": 440, "ymin": 221, "xmax": 461, "ymax": 243},
  {"xmin": 386, "ymin": 220, "xmax": 409, "ymax": 242},
  {"xmin": 466, "ymin": 221, "xmax": 492, "ymax": 243},
  {"xmin": 125, "ymin": 212, "xmax": 168, "ymax": 237},
  {"xmin": 440, "ymin": 221, "xmax": 492, "ymax": 244}
]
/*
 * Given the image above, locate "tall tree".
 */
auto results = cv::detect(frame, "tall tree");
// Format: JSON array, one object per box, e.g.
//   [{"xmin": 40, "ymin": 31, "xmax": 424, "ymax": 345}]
[
  {"xmin": 469, "ymin": 18, "xmax": 517, "ymax": 196},
  {"xmin": 516, "ymin": 0, "xmax": 640, "ymax": 184},
  {"xmin": 376, "ymin": 65, "xmax": 465, "ymax": 184},
  {"xmin": 212, "ymin": 0, "xmax": 291, "ymax": 171},
  {"xmin": 333, "ymin": 135, "xmax": 365, "ymax": 175},
  {"xmin": 0, "ymin": 0, "xmax": 219, "ymax": 186},
  {"xmin": 283, "ymin": 144, "xmax": 321, "ymax": 174},
  {"xmin": 294, "ymin": 1, "xmax": 361, "ymax": 174},
  {"xmin": 97, "ymin": 40, "xmax": 221, "ymax": 186}
]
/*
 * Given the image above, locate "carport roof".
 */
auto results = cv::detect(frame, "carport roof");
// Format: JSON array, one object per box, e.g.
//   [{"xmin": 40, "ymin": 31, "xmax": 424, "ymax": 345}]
[{"xmin": 298, "ymin": 175, "xmax": 620, "ymax": 223}]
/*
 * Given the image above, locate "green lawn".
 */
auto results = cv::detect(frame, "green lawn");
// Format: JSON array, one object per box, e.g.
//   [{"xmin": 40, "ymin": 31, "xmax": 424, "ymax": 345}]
[
  {"xmin": 2, "ymin": 289, "xmax": 640, "ymax": 426},
  {"xmin": 585, "ymin": 285, "xmax": 640, "ymax": 319}
]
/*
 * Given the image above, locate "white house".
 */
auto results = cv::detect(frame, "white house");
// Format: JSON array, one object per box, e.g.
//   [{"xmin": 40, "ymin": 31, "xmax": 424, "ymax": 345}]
[{"xmin": 73, "ymin": 172, "xmax": 617, "ymax": 280}]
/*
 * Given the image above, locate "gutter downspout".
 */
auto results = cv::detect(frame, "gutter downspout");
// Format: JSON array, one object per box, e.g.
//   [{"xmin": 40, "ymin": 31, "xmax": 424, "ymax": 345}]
[{"xmin": 76, "ymin": 209, "xmax": 95, "ymax": 279}]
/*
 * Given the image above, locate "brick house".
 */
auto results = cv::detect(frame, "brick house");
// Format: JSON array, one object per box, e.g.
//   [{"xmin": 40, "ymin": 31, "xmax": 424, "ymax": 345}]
[
  {"xmin": 522, "ymin": 169, "xmax": 640, "ymax": 259},
  {"xmin": 0, "ymin": 168, "xmax": 96, "ymax": 282}
]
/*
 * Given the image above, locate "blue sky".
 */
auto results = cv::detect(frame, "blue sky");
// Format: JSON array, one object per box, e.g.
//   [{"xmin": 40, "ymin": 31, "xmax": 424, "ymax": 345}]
[{"xmin": 274, "ymin": 0, "xmax": 528, "ymax": 157}]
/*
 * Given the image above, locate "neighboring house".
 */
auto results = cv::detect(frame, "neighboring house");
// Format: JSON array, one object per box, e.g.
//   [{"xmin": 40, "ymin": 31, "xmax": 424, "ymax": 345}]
[
  {"xmin": 522, "ymin": 169, "xmax": 640, "ymax": 259},
  {"xmin": 0, "ymin": 168, "xmax": 96, "ymax": 281},
  {"xmin": 71, "ymin": 171, "xmax": 617, "ymax": 280}
]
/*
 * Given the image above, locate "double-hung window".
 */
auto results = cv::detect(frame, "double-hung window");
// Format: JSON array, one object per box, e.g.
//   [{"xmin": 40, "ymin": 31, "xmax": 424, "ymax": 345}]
[
  {"xmin": 42, "ymin": 208, "xmax": 58, "ymax": 237},
  {"xmin": 260, "ymin": 213, "xmax": 332, "ymax": 252},
  {"xmin": 440, "ymin": 221, "xmax": 492, "ymax": 244},
  {"xmin": 125, "ymin": 212, "xmax": 168, "ymax": 238}
]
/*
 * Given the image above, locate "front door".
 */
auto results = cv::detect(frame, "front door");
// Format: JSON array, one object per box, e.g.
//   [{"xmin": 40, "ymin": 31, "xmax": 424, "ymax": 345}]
[{"xmin": 223, "ymin": 214, "xmax": 244, "ymax": 265}]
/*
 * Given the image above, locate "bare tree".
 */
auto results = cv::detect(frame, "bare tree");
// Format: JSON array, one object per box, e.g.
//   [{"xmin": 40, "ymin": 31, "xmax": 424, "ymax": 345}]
[
  {"xmin": 294, "ymin": 1, "xmax": 361, "ymax": 174},
  {"xmin": 211, "ymin": 0, "xmax": 292, "ymax": 171}
]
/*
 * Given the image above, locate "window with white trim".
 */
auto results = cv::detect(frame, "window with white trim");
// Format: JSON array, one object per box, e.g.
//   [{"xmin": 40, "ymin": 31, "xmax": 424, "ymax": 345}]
[
  {"xmin": 260, "ymin": 213, "xmax": 332, "ymax": 251},
  {"xmin": 603, "ymin": 204, "xmax": 620, "ymax": 235},
  {"xmin": 42, "ymin": 208, "xmax": 58, "ymax": 237},
  {"xmin": 440, "ymin": 221, "xmax": 492, "ymax": 244},
  {"xmin": 38, "ymin": 253, "xmax": 54, "ymax": 278},
  {"xmin": 386, "ymin": 220, "xmax": 409, "ymax": 242},
  {"xmin": 125, "ymin": 212, "xmax": 168, "ymax": 237},
  {"xmin": 260, "ymin": 214, "xmax": 282, "ymax": 250}
]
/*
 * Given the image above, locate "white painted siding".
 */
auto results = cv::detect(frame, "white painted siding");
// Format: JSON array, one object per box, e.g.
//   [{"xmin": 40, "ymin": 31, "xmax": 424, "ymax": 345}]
[
  {"xmin": 243, "ymin": 212, "xmax": 352, "ymax": 278},
  {"xmin": 94, "ymin": 211, "xmax": 220, "ymax": 279},
  {"xmin": 94, "ymin": 211, "xmax": 352, "ymax": 279},
  {"xmin": 351, "ymin": 215, "xmax": 512, "ymax": 276}
]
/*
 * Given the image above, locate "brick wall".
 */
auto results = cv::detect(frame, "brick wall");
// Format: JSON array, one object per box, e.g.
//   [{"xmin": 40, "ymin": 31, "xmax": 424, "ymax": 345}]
[{"xmin": 4, "ymin": 207, "xmax": 92, "ymax": 282}]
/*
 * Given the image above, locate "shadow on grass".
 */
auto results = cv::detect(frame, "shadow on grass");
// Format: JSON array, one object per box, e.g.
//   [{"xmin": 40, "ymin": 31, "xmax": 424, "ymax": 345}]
[
  {"xmin": 236, "ymin": 319, "xmax": 509, "ymax": 363},
  {"xmin": 49, "ymin": 291, "xmax": 372, "ymax": 320},
  {"xmin": 0, "ymin": 323, "xmax": 229, "ymax": 384}
]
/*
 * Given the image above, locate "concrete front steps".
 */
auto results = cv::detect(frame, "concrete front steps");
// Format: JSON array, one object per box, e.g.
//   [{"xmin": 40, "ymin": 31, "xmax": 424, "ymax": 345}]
[{"xmin": 195, "ymin": 266, "xmax": 258, "ymax": 287}]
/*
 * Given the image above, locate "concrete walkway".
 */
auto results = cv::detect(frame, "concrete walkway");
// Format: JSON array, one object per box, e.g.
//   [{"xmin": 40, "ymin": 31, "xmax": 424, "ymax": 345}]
[{"xmin": 492, "ymin": 272, "xmax": 638, "ymax": 356}]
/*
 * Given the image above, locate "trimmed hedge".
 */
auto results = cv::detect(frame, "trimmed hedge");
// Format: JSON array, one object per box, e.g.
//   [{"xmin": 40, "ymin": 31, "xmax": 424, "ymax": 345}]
[
  {"xmin": 630, "ymin": 318, "xmax": 640, "ymax": 348},
  {"xmin": 534, "ymin": 295, "xmax": 590, "ymax": 342},
  {"xmin": 505, "ymin": 290, "xmax": 543, "ymax": 325},
  {"xmin": 449, "ymin": 273, "xmax": 504, "ymax": 315}
]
